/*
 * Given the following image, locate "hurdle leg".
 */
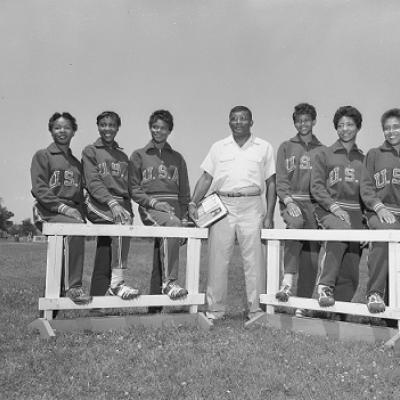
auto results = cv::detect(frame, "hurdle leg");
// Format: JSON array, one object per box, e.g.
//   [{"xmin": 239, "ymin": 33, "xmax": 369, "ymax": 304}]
[
  {"xmin": 266, "ymin": 240, "xmax": 281, "ymax": 314},
  {"xmin": 43, "ymin": 235, "xmax": 64, "ymax": 320},
  {"xmin": 186, "ymin": 238, "xmax": 202, "ymax": 314}
]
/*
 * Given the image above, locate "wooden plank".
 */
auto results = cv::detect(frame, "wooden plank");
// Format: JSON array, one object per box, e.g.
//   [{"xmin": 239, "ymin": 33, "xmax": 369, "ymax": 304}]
[
  {"xmin": 42, "ymin": 223, "xmax": 208, "ymax": 239},
  {"xmin": 42, "ymin": 313, "xmax": 212, "ymax": 334},
  {"xmin": 186, "ymin": 238, "xmax": 202, "ymax": 314},
  {"xmin": 28, "ymin": 318, "xmax": 56, "ymax": 338},
  {"xmin": 260, "ymin": 294, "xmax": 400, "ymax": 319},
  {"xmin": 44, "ymin": 236, "xmax": 63, "ymax": 320},
  {"xmin": 261, "ymin": 228, "xmax": 400, "ymax": 242},
  {"xmin": 266, "ymin": 240, "xmax": 280, "ymax": 315},
  {"xmin": 39, "ymin": 293, "xmax": 205, "ymax": 310},
  {"xmin": 250, "ymin": 313, "xmax": 397, "ymax": 344}
]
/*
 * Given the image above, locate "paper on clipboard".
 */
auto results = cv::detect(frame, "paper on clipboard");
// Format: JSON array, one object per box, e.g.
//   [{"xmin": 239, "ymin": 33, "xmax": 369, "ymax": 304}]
[{"xmin": 195, "ymin": 193, "xmax": 228, "ymax": 228}]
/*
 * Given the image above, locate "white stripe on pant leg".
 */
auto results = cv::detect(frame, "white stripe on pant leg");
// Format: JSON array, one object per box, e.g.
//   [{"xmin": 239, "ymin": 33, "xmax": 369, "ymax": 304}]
[
  {"xmin": 316, "ymin": 242, "xmax": 327, "ymax": 286},
  {"xmin": 161, "ymin": 238, "xmax": 169, "ymax": 283},
  {"xmin": 64, "ymin": 236, "xmax": 70, "ymax": 291}
]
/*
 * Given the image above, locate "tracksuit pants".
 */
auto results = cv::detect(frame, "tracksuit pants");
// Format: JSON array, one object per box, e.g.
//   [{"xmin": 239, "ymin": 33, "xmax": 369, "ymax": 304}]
[
  {"xmin": 139, "ymin": 199, "xmax": 182, "ymax": 295},
  {"xmin": 366, "ymin": 214, "xmax": 400, "ymax": 301},
  {"xmin": 281, "ymin": 200, "xmax": 320, "ymax": 298},
  {"xmin": 317, "ymin": 210, "xmax": 363, "ymax": 301},
  {"xmin": 206, "ymin": 195, "xmax": 265, "ymax": 317}
]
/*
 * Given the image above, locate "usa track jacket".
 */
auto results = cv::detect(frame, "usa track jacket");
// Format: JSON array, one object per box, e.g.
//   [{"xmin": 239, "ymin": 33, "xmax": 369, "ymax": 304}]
[
  {"xmin": 360, "ymin": 141, "xmax": 400, "ymax": 215},
  {"xmin": 81, "ymin": 138, "xmax": 130, "ymax": 209},
  {"xmin": 31, "ymin": 143, "xmax": 84, "ymax": 214},
  {"xmin": 276, "ymin": 133, "xmax": 323, "ymax": 206},
  {"xmin": 310, "ymin": 140, "xmax": 364, "ymax": 217},
  {"xmin": 129, "ymin": 140, "xmax": 190, "ymax": 215}
]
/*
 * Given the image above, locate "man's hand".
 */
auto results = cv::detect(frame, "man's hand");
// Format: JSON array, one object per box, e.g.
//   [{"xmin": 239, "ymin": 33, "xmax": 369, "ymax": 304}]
[
  {"xmin": 286, "ymin": 202, "xmax": 302, "ymax": 218},
  {"xmin": 64, "ymin": 206, "xmax": 84, "ymax": 222},
  {"xmin": 188, "ymin": 203, "xmax": 198, "ymax": 221},
  {"xmin": 110, "ymin": 204, "xmax": 132, "ymax": 225},
  {"xmin": 263, "ymin": 216, "xmax": 274, "ymax": 229},
  {"xmin": 377, "ymin": 207, "xmax": 396, "ymax": 224},
  {"xmin": 332, "ymin": 207, "xmax": 351, "ymax": 226},
  {"xmin": 154, "ymin": 201, "xmax": 175, "ymax": 214}
]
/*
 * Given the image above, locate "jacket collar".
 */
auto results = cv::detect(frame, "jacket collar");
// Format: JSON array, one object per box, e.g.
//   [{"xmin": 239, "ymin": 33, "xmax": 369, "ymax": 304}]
[
  {"xmin": 331, "ymin": 139, "xmax": 363, "ymax": 154},
  {"xmin": 94, "ymin": 137, "xmax": 122, "ymax": 150},
  {"xmin": 290, "ymin": 133, "xmax": 322, "ymax": 146},
  {"xmin": 379, "ymin": 140, "xmax": 400, "ymax": 153},
  {"xmin": 47, "ymin": 142, "xmax": 72, "ymax": 155},
  {"xmin": 144, "ymin": 140, "xmax": 173, "ymax": 153}
]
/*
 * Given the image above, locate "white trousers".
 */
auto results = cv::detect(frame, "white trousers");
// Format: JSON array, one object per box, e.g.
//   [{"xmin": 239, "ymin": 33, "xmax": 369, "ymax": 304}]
[{"xmin": 206, "ymin": 196, "xmax": 265, "ymax": 316}]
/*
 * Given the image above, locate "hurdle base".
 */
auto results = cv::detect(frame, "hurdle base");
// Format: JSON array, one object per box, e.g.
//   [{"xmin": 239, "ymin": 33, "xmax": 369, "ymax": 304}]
[
  {"xmin": 245, "ymin": 312, "xmax": 400, "ymax": 345},
  {"xmin": 29, "ymin": 312, "xmax": 213, "ymax": 338}
]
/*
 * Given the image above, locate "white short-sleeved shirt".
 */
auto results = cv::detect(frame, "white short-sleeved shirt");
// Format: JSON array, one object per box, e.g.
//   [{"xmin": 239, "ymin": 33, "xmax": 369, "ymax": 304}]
[{"xmin": 201, "ymin": 134, "xmax": 276, "ymax": 193}]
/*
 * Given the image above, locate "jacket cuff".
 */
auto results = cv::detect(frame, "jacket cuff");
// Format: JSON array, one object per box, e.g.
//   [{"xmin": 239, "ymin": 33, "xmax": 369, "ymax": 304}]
[
  {"xmin": 329, "ymin": 203, "xmax": 341, "ymax": 213},
  {"xmin": 283, "ymin": 196, "xmax": 294, "ymax": 206},
  {"xmin": 149, "ymin": 198, "xmax": 158, "ymax": 208},
  {"xmin": 108, "ymin": 199, "xmax": 119, "ymax": 208},
  {"xmin": 373, "ymin": 202, "xmax": 386, "ymax": 213},
  {"xmin": 57, "ymin": 204, "xmax": 69, "ymax": 214}
]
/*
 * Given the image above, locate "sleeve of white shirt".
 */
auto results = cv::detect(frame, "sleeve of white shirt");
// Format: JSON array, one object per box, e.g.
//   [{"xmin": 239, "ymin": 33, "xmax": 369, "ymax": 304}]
[
  {"xmin": 200, "ymin": 143, "xmax": 216, "ymax": 177},
  {"xmin": 263, "ymin": 143, "xmax": 276, "ymax": 180}
]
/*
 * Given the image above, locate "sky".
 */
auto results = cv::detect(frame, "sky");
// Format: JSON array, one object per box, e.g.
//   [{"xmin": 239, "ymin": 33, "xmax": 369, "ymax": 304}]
[{"xmin": 1, "ymin": 0, "xmax": 400, "ymax": 226}]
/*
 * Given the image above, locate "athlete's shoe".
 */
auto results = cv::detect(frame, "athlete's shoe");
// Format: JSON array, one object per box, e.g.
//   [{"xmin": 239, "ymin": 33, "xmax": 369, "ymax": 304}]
[
  {"xmin": 66, "ymin": 287, "xmax": 92, "ymax": 305},
  {"xmin": 295, "ymin": 308, "xmax": 305, "ymax": 318},
  {"xmin": 162, "ymin": 280, "xmax": 188, "ymax": 299},
  {"xmin": 367, "ymin": 292, "xmax": 386, "ymax": 314},
  {"xmin": 108, "ymin": 282, "xmax": 140, "ymax": 300},
  {"xmin": 275, "ymin": 285, "xmax": 292, "ymax": 302},
  {"xmin": 318, "ymin": 286, "xmax": 335, "ymax": 307}
]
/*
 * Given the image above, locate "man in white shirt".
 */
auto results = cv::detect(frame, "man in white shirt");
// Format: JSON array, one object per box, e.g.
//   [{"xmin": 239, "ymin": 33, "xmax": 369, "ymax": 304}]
[{"xmin": 189, "ymin": 105, "xmax": 276, "ymax": 321}]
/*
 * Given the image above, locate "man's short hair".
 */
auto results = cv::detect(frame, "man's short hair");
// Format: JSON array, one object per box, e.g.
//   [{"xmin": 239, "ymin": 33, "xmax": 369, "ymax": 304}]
[
  {"xmin": 381, "ymin": 108, "xmax": 400, "ymax": 128},
  {"xmin": 292, "ymin": 103, "xmax": 317, "ymax": 122},
  {"xmin": 229, "ymin": 105, "xmax": 252, "ymax": 120},
  {"xmin": 333, "ymin": 106, "xmax": 363, "ymax": 130},
  {"xmin": 148, "ymin": 110, "xmax": 174, "ymax": 131},
  {"xmin": 48, "ymin": 112, "xmax": 78, "ymax": 132},
  {"xmin": 96, "ymin": 111, "xmax": 121, "ymax": 127}
]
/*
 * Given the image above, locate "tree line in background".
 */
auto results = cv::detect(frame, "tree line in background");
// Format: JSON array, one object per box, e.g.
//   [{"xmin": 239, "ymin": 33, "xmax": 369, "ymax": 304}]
[{"xmin": 0, "ymin": 198, "xmax": 38, "ymax": 238}]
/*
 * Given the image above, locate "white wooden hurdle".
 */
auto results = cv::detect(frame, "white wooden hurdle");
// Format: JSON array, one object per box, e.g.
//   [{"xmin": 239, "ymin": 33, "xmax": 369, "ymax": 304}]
[
  {"xmin": 28, "ymin": 223, "xmax": 211, "ymax": 338},
  {"xmin": 246, "ymin": 229, "xmax": 400, "ymax": 347}
]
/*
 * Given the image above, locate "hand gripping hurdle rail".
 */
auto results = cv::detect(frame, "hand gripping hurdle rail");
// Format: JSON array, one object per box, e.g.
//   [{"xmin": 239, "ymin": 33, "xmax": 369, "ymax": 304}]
[
  {"xmin": 28, "ymin": 223, "xmax": 211, "ymax": 338},
  {"xmin": 246, "ymin": 229, "xmax": 400, "ymax": 348}
]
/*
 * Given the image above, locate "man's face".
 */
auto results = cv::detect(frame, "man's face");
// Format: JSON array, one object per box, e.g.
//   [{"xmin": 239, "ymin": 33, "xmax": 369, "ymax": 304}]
[
  {"xmin": 383, "ymin": 116, "xmax": 400, "ymax": 147},
  {"xmin": 51, "ymin": 117, "xmax": 75, "ymax": 147},
  {"xmin": 336, "ymin": 116, "xmax": 359, "ymax": 143},
  {"xmin": 229, "ymin": 110, "xmax": 253, "ymax": 138},
  {"xmin": 98, "ymin": 116, "xmax": 119, "ymax": 144},
  {"xmin": 294, "ymin": 114, "xmax": 315, "ymax": 136},
  {"xmin": 150, "ymin": 118, "xmax": 171, "ymax": 145}
]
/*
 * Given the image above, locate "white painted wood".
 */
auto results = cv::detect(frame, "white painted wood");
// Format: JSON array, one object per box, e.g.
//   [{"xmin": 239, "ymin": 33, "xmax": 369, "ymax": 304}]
[
  {"xmin": 186, "ymin": 238, "xmax": 202, "ymax": 314},
  {"xmin": 261, "ymin": 228, "xmax": 400, "ymax": 242},
  {"xmin": 266, "ymin": 240, "xmax": 280, "ymax": 315},
  {"xmin": 39, "ymin": 293, "xmax": 205, "ymax": 310},
  {"xmin": 44, "ymin": 236, "xmax": 63, "ymax": 320},
  {"xmin": 42, "ymin": 223, "xmax": 208, "ymax": 239},
  {"xmin": 260, "ymin": 294, "xmax": 400, "ymax": 319}
]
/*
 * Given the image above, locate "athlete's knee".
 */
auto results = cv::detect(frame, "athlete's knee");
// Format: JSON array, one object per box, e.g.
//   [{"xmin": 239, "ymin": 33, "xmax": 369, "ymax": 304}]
[{"xmin": 286, "ymin": 215, "xmax": 305, "ymax": 229}]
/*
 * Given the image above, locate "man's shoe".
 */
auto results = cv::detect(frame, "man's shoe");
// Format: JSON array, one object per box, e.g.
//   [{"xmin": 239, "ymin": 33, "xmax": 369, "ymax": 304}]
[
  {"xmin": 367, "ymin": 292, "xmax": 386, "ymax": 314},
  {"xmin": 275, "ymin": 285, "xmax": 292, "ymax": 302},
  {"xmin": 66, "ymin": 287, "xmax": 92, "ymax": 305},
  {"xmin": 108, "ymin": 282, "xmax": 140, "ymax": 300},
  {"xmin": 318, "ymin": 286, "xmax": 335, "ymax": 307},
  {"xmin": 162, "ymin": 280, "xmax": 188, "ymax": 299}
]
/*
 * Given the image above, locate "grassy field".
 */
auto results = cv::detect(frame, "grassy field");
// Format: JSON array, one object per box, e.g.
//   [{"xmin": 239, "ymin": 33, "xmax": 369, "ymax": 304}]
[{"xmin": 1, "ymin": 240, "xmax": 400, "ymax": 400}]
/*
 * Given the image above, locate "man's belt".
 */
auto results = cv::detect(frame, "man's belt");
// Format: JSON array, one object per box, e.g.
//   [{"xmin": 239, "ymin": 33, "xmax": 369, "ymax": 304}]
[{"xmin": 217, "ymin": 189, "xmax": 261, "ymax": 197}]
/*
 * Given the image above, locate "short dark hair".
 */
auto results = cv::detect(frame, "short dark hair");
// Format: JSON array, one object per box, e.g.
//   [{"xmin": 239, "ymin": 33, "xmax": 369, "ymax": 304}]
[
  {"xmin": 292, "ymin": 103, "xmax": 317, "ymax": 122},
  {"xmin": 148, "ymin": 110, "xmax": 174, "ymax": 131},
  {"xmin": 333, "ymin": 106, "xmax": 363, "ymax": 130},
  {"xmin": 48, "ymin": 112, "xmax": 78, "ymax": 132},
  {"xmin": 381, "ymin": 108, "xmax": 400, "ymax": 128},
  {"xmin": 229, "ymin": 105, "xmax": 252, "ymax": 121},
  {"xmin": 96, "ymin": 111, "xmax": 121, "ymax": 127}
]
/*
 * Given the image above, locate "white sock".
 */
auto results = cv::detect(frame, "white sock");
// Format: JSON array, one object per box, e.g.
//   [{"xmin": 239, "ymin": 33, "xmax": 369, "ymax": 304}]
[
  {"xmin": 111, "ymin": 269, "xmax": 125, "ymax": 288},
  {"xmin": 282, "ymin": 273, "xmax": 294, "ymax": 287}
]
